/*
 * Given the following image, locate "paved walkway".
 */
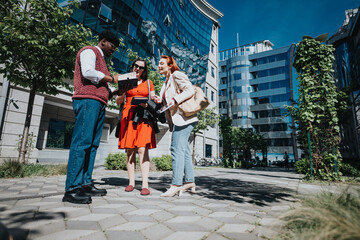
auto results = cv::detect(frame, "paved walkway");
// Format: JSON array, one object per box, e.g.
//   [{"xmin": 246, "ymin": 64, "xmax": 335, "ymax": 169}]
[{"xmin": 0, "ymin": 167, "xmax": 346, "ymax": 240}]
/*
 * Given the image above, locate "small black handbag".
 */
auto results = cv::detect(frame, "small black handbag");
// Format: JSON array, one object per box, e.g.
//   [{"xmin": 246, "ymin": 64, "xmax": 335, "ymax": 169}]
[{"xmin": 114, "ymin": 102, "xmax": 124, "ymax": 138}]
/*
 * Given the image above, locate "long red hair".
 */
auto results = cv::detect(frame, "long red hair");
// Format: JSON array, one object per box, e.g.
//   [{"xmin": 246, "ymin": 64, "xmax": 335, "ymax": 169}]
[{"xmin": 161, "ymin": 55, "xmax": 180, "ymax": 73}]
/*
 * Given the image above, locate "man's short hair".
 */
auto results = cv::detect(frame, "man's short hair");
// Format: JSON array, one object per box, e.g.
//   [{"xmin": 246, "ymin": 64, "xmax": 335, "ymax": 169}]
[{"xmin": 99, "ymin": 30, "xmax": 120, "ymax": 47}]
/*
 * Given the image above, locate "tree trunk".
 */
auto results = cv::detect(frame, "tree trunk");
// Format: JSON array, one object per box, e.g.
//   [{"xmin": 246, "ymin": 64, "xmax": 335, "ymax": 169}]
[{"xmin": 18, "ymin": 88, "xmax": 36, "ymax": 163}]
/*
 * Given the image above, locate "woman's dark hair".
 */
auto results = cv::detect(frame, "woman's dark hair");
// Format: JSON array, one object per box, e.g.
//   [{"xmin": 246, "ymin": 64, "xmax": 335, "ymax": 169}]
[
  {"xmin": 161, "ymin": 55, "xmax": 180, "ymax": 73},
  {"xmin": 131, "ymin": 58, "xmax": 148, "ymax": 80},
  {"xmin": 99, "ymin": 30, "xmax": 120, "ymax": 47}
]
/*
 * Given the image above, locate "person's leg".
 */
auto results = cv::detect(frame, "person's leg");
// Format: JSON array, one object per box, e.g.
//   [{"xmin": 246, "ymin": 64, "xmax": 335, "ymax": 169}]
[
  {"xmin": 84, "ymin": 100, "xmax": 106, "ymax": 185},
  {"xmin": 138, "ymin": 147, "xmax": 150, "ymax": 189},
  {"xmin": 171, "ymin": 124, "xmax": 190, "ymax": 186},
  {"xmin": 65, "ymin": 99, "xmax": 98, "ymax": 191},
  {"xmin": 183, "ymin": 123, "xmax": 195, "ymax": 184},
  {"xmin": 127, "ymin": 148, "xmax": 137, "ymax": 187}
]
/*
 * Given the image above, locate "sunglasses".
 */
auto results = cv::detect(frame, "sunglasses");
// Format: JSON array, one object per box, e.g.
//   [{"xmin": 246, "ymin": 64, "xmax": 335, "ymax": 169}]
[{"xmin": 134, "ymin": 64, "xmax": 145, "ymax": 70}]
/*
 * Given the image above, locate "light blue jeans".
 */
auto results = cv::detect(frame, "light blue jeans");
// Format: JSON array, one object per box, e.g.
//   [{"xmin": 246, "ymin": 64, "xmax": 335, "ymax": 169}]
[
  {"xmin": 171, "ymin": 122, "xmax": 196, "ymax": 186},
  {"xmin": 65, "ymin": 99, "xmax": 106, "ymax": 191}
]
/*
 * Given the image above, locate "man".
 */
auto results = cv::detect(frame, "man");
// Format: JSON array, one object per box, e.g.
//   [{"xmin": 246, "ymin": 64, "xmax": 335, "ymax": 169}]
[{"xmin": 63, "ymin": 30, "xmax": 122, "ymax": 204}]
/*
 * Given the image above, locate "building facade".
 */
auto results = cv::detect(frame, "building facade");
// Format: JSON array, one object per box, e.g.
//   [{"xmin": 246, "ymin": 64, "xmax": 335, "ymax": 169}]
[
  {"xmin": 328, "ymin": 7, "xmax": 360, "ymax": 161},
  {"xmin": 218, "ymin": 41, "xmax": 297, "ymax": 161},
  {"xmin": 0, "ymin": 0, "xmax": 223, "ymax": 163}
]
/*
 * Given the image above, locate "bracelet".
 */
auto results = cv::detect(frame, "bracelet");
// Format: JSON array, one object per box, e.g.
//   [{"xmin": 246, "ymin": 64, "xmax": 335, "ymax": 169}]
[{"xmin": 111, "ymin": 76, "xmax": 114, "ymax": 83}]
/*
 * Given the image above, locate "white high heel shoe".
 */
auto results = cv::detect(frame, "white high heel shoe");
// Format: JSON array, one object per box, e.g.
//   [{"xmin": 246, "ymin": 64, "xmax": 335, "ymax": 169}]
[
  {"xmin": 160, "ymin": 185, "xmax": 182, "ymax": 197},
  {"xmin": 182, "ymin": 182, "xmax": 196, "ymax": 193}
]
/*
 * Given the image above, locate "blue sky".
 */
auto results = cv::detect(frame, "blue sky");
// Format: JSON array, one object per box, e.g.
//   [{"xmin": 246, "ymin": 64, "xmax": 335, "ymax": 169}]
[{"xmin": 207, "ymin": 0, "xmax": 360, "ymax": 51}]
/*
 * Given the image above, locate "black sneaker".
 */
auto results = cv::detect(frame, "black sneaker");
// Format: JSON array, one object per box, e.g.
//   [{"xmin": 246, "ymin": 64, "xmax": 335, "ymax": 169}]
[
  {"xmin": 82, "ymin": 184, "xmax": 107, "ymax": 196},
  {"xmin": 62, "ymin": 188, "xmax": 92, "ymax": 204}
]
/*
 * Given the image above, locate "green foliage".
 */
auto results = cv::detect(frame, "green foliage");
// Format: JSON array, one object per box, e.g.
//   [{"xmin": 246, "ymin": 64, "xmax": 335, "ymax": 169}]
[
  {"xmin": 104, "ymin": 153, "xmax": 127, "ymax": 170},
  {"xmin": 0, "ymin": 0, "xmax": 93, "ymax": 94},
  {"xmin": 285, "ymin": 38, "xmax": 347, "ymax": 180},
  {"xmin": 222, "ymin": 158, "xmax": 231, "ymax": 168},
  {"xmin": 16, "ymin": 132, "xmax": 36, "ymax": 161},
  {"xmin": 340, "ymin": 163, "xmax": 360, "ymax": 177},
  {"xmin": 278, "ymin": 189, "xmax": 360, "ymax": 240},
  {"xmin": 0, "ymin": 160, "xmax": 67, "ymax": 178},
  {"xmin": 295, "ymin": 158, "xmax": 310, "ymax": 174},
  {"xmin": 0, "ymin": 159, "xmax": 24, "ymax": 178},
  {"xmin": 219, "ymin": 117, "xmax": 268, "ymax": 168},
  {"xmin": 152, "ymin": 155, "xmax": 172, "ymax": 171},
  {"xmin": 0, "ymin": 0, "xmax": 93, "ymax": 162},
  {"xmin": 193, "ymin": 107, "xmax": 219, "ymax": 135}
]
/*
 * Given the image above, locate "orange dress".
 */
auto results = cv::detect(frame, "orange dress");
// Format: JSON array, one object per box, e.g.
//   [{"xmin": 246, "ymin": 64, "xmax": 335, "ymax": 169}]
[{"xmin": 118, "ymin": 79, "xmax": 156, "ymax": 149}]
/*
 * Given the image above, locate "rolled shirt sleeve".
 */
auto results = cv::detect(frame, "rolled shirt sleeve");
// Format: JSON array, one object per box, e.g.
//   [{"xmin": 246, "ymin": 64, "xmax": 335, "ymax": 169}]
[{"xmin": 80, "ymin": 49, "xmax": 105, "ymax": 84}]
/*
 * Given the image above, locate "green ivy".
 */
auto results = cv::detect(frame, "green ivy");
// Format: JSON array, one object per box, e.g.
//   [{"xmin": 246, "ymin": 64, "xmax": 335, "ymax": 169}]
[{"xmin": 286, "ymin": 38, "xmax": 347, "ymax": 180}]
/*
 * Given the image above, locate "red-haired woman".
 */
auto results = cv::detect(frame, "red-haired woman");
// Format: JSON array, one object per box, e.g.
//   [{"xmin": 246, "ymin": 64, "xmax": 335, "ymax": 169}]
[{"xmin": 153, "ymin": 55, "xmax": 198, "ymax": 197}]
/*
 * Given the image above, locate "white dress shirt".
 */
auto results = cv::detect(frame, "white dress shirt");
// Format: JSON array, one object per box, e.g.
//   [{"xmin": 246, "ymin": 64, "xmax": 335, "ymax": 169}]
[{"xmin": 80, "ymin": 46, "xmax": 105, "ymax": 84}]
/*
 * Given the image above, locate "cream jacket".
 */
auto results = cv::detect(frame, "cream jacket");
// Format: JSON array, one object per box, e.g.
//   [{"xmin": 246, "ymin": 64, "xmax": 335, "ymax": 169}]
[{"xmin": 159, "ymin": 71, "xmax": 198, "ymax": 127}]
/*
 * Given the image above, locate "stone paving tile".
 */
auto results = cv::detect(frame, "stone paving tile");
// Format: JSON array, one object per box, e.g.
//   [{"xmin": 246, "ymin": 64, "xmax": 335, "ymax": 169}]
[
  {"xmin": 47, "ymin": 207, "xmax": 91, "ymax": 219},
  {"xmin": 141, "ymin": 223, "xmax": 174, "ymax": 240},
  {"xmin": 208, "ymin": 211, "xmax": 238, "ymax": 218},
  {"xmin": 163, "ymin": 231, "xmax": 209, "ymax": 240},
  {"xmin": 150, "ymin": 209, "xmax": 175, "ymax": 222},
  {"xmin": 66, "ymin": 220, "xmax": 101, "ymax": 230},
  {"xmin": 166, "ymin": 216, "xmax": 202, "ymax": 223},
  {"xmin": 26, "ymin": 220, "xmax": 66, "ymax": 239},
  {"xmin": 123, "ymin": 214, "xmax": 157, "ymax": 222},
  {"xmin": 217, "ymin": 223, "xmax": 255, "ymax": 233},
  {"xmin": 194, "ymin": 216, "xmax": 223, "ymax": 231},
  {"xmin": 107, "ymin": 222, "xmax": 155, "ymax": 231},
  {"xmin": 206, "ymin": 233, "xmax": 229, "ymax": 240},
  {"xmin": 36, "ymin": 229, "xmax": 98, "ymax": 240},
  {"xmin": 98, "ymin": 215, "xmax": 127, "ymax": 230},
  {"xmin": 221, "ymin": 232, "xmax": 262, "ymax": 240},
  {"xmin": 70, "ymin": 213, "xmax": 117, "ymax": 221},
  {"xmin": 78, "ymin": 231, "xmax": 107, "ymax": 240},
  {"xmin": 125, "ymin": 208, "xmax": 160, "ymax": 216},
  {"xmin": 106, "ymin": 230, "xmax": 147, "ymax": 240},
  {"xmin": 164, "ymin": 222, "xmax": 209, "ymax": 232}
]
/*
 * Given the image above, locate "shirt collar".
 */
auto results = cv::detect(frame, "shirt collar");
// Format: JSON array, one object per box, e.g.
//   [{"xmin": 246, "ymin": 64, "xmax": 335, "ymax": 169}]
[{"xmin": 95, "ymin": 46, "xmax": 104, "ymax": 56}]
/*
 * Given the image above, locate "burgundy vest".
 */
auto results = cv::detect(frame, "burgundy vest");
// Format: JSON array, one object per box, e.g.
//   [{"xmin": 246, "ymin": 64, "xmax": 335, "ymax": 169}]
[{"xmin": 72, "ymin": 46, "xmax": 110, "ymax": 105}]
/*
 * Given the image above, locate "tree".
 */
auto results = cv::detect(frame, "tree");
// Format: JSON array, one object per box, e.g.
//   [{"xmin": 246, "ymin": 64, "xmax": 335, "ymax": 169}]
[
  {"xmin": 0, "ymin": 0, "xmax": 93, "ymax": 162},
  {"xmin": 286, "ymin": 38, "xmax": 347, "ymax": 180},
  {"xmin": 219, "ymin": 117, "xmax": 233, "ymax": 167},
  {"xmin": 191, "ymin": 107, "xmax": 219, "ymax": 163}
]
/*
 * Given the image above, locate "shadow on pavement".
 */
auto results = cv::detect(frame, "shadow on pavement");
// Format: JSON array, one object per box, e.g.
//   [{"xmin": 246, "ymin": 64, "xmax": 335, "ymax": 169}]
[
  {"xmin": 218, "ymin": 170, "xmax": 301, "ymax": 181},
  {"xmin": 102, "ymin": 173, "xmax": 295, "ymax": 207},
  {"xmin": 1, "ymin": 209, "xmax": 65, "ymax": 240}
]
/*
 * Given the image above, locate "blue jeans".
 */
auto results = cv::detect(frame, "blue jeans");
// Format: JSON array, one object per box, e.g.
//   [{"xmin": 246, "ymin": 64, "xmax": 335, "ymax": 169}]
[
  {"xmin": 171, "ymin": 123, "xmax": 196, "ymax": 186},
  {"xmin": 65, "ymin": 99, "xmax": 106, "ymax": 191}
]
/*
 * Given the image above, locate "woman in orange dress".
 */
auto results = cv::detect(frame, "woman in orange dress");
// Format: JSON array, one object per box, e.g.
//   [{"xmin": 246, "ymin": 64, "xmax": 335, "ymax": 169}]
[{"xmin": 116, "ymin": 58, "xmax": 156, "ymax": 195}]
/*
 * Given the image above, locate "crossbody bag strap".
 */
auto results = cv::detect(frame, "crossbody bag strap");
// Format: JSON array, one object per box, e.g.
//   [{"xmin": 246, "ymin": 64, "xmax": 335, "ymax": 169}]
[{"xmin": 147, "ymin": 79, "xmax": 151, "ymax": 100}]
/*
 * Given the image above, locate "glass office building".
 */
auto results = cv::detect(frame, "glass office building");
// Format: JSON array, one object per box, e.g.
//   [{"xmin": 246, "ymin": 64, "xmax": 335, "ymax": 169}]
[
  {"xmin": 219, "ymin": 41, "xmax": 297, "ymax": 161},
  {"xmin": 0, "ymin": 0, "xmax": 222, "ymax": 163},
  {"xmin": 58, "ymin": 0, "xmax": 216, "ymax": 86},
  {"xmin": 328, "ymin": 7, "xmax": 360, "ymax": 161}
]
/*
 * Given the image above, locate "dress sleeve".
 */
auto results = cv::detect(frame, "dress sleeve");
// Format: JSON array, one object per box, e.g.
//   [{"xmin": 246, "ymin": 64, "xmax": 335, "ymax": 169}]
[{"xmin": 149, "ymin": 80, "xmax": 155, "ymax": 91}]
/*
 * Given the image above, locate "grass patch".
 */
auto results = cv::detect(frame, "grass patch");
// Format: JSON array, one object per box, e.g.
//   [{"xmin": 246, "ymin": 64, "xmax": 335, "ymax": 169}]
[
  {"xmin": 0, "ymin": 159, "xmax": 67, "ymax": 178},
  {"xmin": 277, "ymin": 188, "xmax": 360, "ymax": 240}
]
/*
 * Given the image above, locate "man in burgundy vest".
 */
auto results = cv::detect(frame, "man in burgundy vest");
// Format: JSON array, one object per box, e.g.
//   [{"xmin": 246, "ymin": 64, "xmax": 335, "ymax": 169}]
[{"xmin": 63, "ymin": 31, "xmax": 121, "ymax": 204}]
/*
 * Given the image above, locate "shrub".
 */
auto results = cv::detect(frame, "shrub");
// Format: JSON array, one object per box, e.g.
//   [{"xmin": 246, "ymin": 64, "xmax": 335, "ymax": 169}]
[
  {"xmin": 294, "ymin": 158, "xmax": 310, "ymax": 174},
  {"xmin": 105, "ymin": 153, "xmax": 127, "ymax": 170},
  {"xmin": 341, "ymin": 163, "xmax": 360, "ymax": 177},
  {"xmin": 0, "ymin": 159, "xmax": 24, "ymax": 178},
  {"xmin": 0, "ymin": 160, "xmax": 67, "ymax": 178},
  {"xmin": 278, "ymin": 189, "xmax": 360, "ymax": 240},
  {"xmin": 152, "ymin": 155, "xmax": 172, "ymax": 171}
]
